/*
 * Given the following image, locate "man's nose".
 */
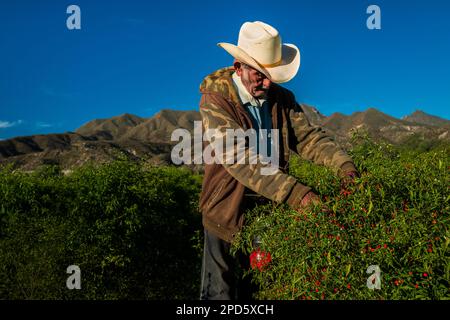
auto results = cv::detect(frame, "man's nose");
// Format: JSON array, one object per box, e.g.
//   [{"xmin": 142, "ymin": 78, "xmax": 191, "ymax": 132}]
[{"xmin": 262, "ymin": 78, "xmax": 272, "ymax": 89}]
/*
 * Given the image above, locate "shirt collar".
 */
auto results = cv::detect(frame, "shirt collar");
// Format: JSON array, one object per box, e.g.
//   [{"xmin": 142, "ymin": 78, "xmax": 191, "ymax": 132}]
[{"xmin": 232, "ymin": 71, "xmax": 267, "ymax": 107}]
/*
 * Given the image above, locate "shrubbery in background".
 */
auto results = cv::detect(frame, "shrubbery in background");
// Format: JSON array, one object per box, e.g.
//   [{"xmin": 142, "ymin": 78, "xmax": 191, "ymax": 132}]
[
  {"xmin": 0, "ymin": 159, "xmax": 203, "ymax": 299},
  {"xmin": 232, "ymin": 136, "xmax": 449, "ymax": 299}
]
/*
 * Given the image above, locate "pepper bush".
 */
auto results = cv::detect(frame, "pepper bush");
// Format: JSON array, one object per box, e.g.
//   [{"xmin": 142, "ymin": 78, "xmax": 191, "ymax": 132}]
[
  {"xmin": 0, "ymin": 158, "xmax": 203, "ymax": 299},
  {"xmin": 232, "ymin": 137, "xmax": 449, "ymax": 300}
]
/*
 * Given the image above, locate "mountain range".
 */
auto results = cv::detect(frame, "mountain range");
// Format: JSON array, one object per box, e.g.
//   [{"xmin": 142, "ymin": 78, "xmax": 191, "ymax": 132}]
[{"xmin": 0, "ymin": 106, "xmax": 448, "ymax": 171}]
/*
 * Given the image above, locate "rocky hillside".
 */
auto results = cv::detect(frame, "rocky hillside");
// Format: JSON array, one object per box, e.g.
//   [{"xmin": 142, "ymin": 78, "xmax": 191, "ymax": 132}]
[
  {"xmin": 0, "ymin": 107, "xmax": 448, "ymax": 171},
  {"xmin": 320, "ymin": 108, "xmax": 449, "ymax": 146},
  {"xmin": 403, "ymin": 110, "xmax": 450, "ymax": 129}
]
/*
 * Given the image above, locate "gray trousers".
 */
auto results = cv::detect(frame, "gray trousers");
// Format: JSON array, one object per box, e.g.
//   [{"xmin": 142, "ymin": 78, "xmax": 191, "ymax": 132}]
[{"xmin": 199, "ymin": 229, "xmax": 254, "ymax": 300}]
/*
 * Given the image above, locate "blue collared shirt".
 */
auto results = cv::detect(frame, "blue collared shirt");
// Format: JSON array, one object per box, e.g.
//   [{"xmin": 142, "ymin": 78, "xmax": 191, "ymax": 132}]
[{"xmin": 232, "ymin": 72, "xmax": 272, "ymax": 156}]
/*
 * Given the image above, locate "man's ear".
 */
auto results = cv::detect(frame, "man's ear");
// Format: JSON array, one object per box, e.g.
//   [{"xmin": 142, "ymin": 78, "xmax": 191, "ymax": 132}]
[{"xmin": 233, "ymin": 60, "xmax": 242, "ymax": 76}]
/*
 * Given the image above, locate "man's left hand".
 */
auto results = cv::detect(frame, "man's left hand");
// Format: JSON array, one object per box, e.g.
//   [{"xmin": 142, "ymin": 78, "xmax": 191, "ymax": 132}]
[{"xmin": 340, "ymin": 170, "xmax": 359, "ymax": 192}]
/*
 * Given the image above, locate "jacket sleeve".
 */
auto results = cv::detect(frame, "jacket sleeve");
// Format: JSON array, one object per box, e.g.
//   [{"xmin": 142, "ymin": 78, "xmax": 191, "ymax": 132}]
[
  {"xmin": 200, "ymin": 93, "xmax": 312, "ymax": 209},
  {"xmin": 290, "ymin": 103, "xmax": 357, "ymax": 176}
]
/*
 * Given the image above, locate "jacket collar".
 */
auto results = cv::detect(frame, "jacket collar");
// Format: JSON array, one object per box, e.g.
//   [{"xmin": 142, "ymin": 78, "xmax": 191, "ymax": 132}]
[{"xmin": 199, "ymin": 67, "xmax": 241, "ymax": 105}]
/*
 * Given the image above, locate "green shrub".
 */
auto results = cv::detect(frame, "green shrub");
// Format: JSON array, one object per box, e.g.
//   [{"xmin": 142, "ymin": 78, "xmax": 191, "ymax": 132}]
[
  {"xmin": 0, "ymin": 159, "xmax": 203, "ymax": 299},
  {"xmin": 232, "ymin": 139, "xmax": 449, "ymax": 300}
]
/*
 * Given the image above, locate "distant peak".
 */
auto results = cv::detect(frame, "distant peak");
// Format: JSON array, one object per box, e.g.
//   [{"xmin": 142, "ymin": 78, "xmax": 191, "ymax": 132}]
[
  {"xmin": 365, "ymin": 107, "xmax": 381, "ymax": 113},
  {"xmin": 117, "ymin": 113, "xmax": 141, "ymax": 119},
  {"xmin": 329, "ymin": 111, "xmax": 347, "ymax": 117},
  {"xmin": 158, "ymin": 109, "xmax": 174, "ymax": 114},
  {"xmin": 405, "ymin": 110, "xmax": 438, "ymax": 119},
  {"xmin": 121, "ymin": 112, "xmax": 134, "ymax": 117},
  {"xmin": 402, "ymin": 109, "xmax": 450, "ymax": 127}
]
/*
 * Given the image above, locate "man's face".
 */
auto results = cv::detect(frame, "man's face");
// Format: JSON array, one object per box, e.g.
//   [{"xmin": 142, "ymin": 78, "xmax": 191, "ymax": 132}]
[{"xmin": 235, "ymin": 61, "xmax": 272, "ymax": 98}]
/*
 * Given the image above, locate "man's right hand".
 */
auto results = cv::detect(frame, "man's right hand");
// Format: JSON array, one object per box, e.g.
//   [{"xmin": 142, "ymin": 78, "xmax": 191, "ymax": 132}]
[
  {"xmin": 286, "ymin": 185, "xmax": 322, "ymax": 213},
  {"xmin": 300, "ymin": 190, "xmax": 321, "ymax": 208}
]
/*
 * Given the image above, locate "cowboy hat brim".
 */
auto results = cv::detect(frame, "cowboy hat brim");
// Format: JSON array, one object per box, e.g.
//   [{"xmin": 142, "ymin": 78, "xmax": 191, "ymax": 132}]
[{"xmin": 217, "ymin": 42, "xmax": 301, "ymax": 84}]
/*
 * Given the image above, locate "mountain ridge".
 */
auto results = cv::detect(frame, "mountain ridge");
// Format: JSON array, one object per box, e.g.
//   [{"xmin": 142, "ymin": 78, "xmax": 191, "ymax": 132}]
[{"xmin": 1, "ymin": 107, "xmax": 448, "ymax": 171}]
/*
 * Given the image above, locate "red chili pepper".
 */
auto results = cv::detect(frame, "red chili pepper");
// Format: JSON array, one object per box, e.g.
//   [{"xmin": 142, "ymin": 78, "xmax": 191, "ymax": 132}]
[{"xmin": 249, "ymin": 249, "xmax": 272, "ymax": 271}]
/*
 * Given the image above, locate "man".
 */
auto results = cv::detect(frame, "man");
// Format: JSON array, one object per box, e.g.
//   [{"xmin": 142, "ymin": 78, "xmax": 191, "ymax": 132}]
[{"xmin": 199, "ymin": 21, "xmax": 358, "ymax": 300}]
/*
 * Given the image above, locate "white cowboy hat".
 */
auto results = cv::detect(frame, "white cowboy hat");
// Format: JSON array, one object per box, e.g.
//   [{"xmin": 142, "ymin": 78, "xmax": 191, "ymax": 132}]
[{"xmin": 218, "ymin": 21, "xmax": 300, "ymax": 84}]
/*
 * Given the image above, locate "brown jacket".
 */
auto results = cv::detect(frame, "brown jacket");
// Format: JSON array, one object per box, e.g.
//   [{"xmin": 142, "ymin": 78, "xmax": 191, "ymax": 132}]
[{"xmin": 199, "ymin": 67, "xmax": 356, "ymax": 243}]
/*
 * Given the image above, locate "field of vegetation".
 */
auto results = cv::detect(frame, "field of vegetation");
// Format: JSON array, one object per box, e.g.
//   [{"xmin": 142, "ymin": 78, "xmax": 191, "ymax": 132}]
[
  {"xmin": 0, "ymin": 136, "xmax": 448, "ymax": 299},
  {"xmin": 233, "ymin": 136, "xmax": 449, "ymax": 299},
  {"xmin": 0, "ymin": 159, "xmax": 203, "ymax": 299}
]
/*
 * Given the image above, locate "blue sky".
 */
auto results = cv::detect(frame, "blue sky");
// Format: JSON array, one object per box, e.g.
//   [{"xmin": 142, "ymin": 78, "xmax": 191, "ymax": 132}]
[{"xmin": 1, "ymin": 0, "xmax": 449, "ymax": 139}]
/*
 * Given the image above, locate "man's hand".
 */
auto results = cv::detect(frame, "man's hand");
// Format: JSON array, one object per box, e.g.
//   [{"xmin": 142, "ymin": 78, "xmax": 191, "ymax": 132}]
[
  {"xmin": 300, "ymin": 190, "xmax": 321, "ymax": 207},
  {"xmin": 340, "ymin": 170, "xmax": 359, "ymax": 191},
  {"xmin": 296, "ymin": 190, "xmax": 331, "ymax": 215}
]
